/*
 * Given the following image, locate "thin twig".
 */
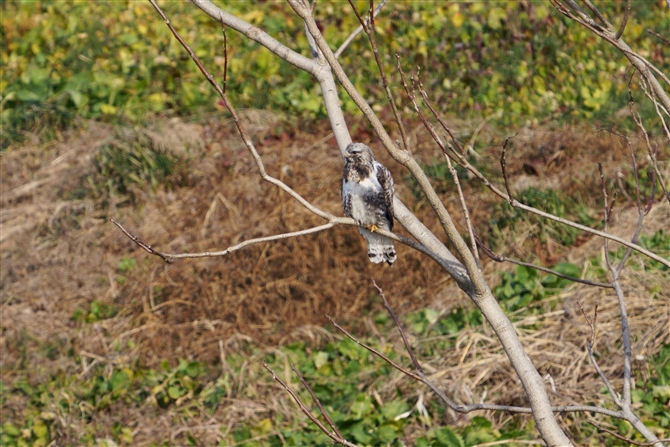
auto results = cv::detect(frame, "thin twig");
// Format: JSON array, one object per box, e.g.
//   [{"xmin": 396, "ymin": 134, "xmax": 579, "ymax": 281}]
[
  {"xmin": 110, "ymin": 219, "xmax": 174, "ymax": 263},
  {"xmin": 264, "ymin": 364, "xmax": 358, "ymax": 447},
  {"xmin": 334, "ymin": 0, "xmax": 387, "ymax": 59},
  {"xmin": 345, "ymin": 0, "xmax": 410, "ymax": 153},
  {"xmin": 615, "ymin": 0, "xmax": 632, "ymax": 39},
  {"xmin": 575, "ymin": 300, "xmax": 621, "ymax": 406},
  {"xmin": 373, "ymin": 281, "xmax": 425, "ymax": 374},
  {"xmin": 410, "ymin": 63, "xmax": 464, "ymax": 153},
  {"xmin": 599, "ymin": 163, "xmax": 614, "ymax": 270},
  {"xmin": 575, "ymin": 301, "xmax": 598, "ymax": 348},
  {"xmin": 291, "ymin": 364, "xmax": 344, "ymax": 439},
  {"xmin": 368, "ymin": 0, "xmax": 374, "ymax": 28},
  {"xmin": 647, "ymin": 28, "xmax": 670, "ymax": 46},
  {"xmin": 477, "ymin": 237, "xmax": 613, "ymax": 289},
  {"xmin": 326, "ymin": 316, "xmax": 421, "ymax": 381},
  {"xmin": 500, "ymin": 135, "xmax": 515, "ymax": 204},
  {"xmin": 444, "ymin": 152, "xmax": 480, "ymax": 267},
  {"xmin": 219, "ymin": 18, "xmax": 228, "ymax": 93},
  {"xmin": 587, "ymin": 419, "xmax": 670, "ymax": 446},
  {"xmin": 581, "ymin": 0, "xmax": 612, "ymax": 30}
]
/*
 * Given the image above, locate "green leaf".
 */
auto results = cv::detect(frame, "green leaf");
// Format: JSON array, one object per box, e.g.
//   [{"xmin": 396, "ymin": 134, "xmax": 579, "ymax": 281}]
[
  {"xmin": 337, "ymin": 339, "xmax": 362, "ymax": 360},
  {"xmin": 435, "ymin": 427, "xmax": 464, "ymax": 447},
  {"xmin": 167, "ymin": 386, "xmax": 184, "ymax": 399},
  {"xmin": 652, "ymin": 385, "xmax": 670, "ymax": 400},
  {"xmin": 377, "ymin": 424, "xmax": 399, "ymax": 443},
  {"xmin": 347, "ymin": 421, "xmax": 372, "ymax": 444},
  {"xmin": 487, "ymin": 8, "xmax": 507, "ymax": 30},
  {"xmin": 33, "ymin": 420, "xmax": 48, "ymax": 440},
  {"xmin": 350, "ymin": 394, "xmax": 373, "ymax": 419},
  {"xmin": 110, "ymin": 370, "xmax": 130, "ymax": 393},
  {"xmin": 381, "ymin": 399, "xmax": 410, "ymax": 421},
  {"xmin": 313, "ymin": 351, "xmax": 329, "ymax": 369},
  {"xmin": 2, "ymin": 423, "xmax": 20, "ymax": 437}
]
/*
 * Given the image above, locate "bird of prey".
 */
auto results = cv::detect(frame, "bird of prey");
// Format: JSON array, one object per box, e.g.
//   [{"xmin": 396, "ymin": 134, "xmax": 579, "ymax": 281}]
[{"xmin": 342, "ymin": 143, "xmax": 397, "ymax": 266}]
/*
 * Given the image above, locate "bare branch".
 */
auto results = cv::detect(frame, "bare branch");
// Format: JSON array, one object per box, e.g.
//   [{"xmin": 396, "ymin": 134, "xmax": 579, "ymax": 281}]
[
  {"xmin": 615, "ymin": 0, "xmax": 632, "ymax": 39},
  {"xmin": 219, "ymin": 18, "xmax": 228, "ymax": 93},
  {"xmin": 478, "ymin": 238, "xmax": 613, "ymax": 289},
  {"xmin": 345, "ymin": 0, "xmax": 410, "ymax": 153},
  {"xmin": 588, "ymin": 419, "xmax": 670, "ymax": 446},
  {"xmin": 648, "ymin": 28, "xmax": 670, "ymax": 46},
  {"xmin": 444, "ymin": 152, "xmax": 480, "ymax": 267},
  {"xmin": 291, "ymin": 364, "xmax": 344, "ymax": 439},
  {"xmin": 192, "ymin": 0, "xmax": 317, "ymax": 75},
  {"xmin": 114, "ymin": 220, "xmax": 338, "ymax": 262},
  {"xmin": 500, "ymin": 135, "xmax": 516, "ymax": 205},
  {"xmin": 334, "ymin": 0, "xmax": 387, "ymax": 59},
  {"xmin": 264, "ymin": 364, "xmax": 359, "ymax": 447},
  {"xmin": 581, "ymin": 0, "xmax": 612, "ymax": 30},
  {"xmin": 110, "ymin": 219, "xmax": 174, "ymax": 263}
]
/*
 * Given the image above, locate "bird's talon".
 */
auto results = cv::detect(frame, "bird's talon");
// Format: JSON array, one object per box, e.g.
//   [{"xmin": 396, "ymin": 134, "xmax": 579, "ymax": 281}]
[{"xmin": 368, "ymin": 224, "xmax": 379, "ymax": 233}]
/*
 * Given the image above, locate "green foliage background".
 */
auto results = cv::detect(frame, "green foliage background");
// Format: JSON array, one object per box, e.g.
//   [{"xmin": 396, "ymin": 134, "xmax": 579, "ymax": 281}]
[{"xmin": 3, "ymin": 1, "xmax": 669, "ymax": 148}]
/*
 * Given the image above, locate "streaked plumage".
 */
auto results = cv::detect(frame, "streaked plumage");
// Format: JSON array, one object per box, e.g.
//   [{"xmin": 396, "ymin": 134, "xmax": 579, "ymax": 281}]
[{"xmin": 342, "ymin": 143, "xmax": 397, "ymax": 266}]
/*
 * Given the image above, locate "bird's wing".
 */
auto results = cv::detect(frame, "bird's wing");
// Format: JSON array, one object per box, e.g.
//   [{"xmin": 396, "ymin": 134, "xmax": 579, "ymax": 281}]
[
  {"xmin": 342, "ymin": 169, "xmax": 353, "ymax": 218},
  {"xmin": 375, "ymin": 162, "xmax": 394, "ymax": 231}
]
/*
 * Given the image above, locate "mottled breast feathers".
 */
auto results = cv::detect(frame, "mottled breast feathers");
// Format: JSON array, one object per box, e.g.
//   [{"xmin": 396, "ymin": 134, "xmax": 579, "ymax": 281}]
[{"xmin": 341, "ymin": 143, "xmax": 397, "ymax": 266}]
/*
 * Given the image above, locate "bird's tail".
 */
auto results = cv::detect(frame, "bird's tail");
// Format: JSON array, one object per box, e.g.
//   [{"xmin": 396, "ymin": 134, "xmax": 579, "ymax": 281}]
[{"xmin": 359, "ymin": 228, "xmax": 397, "ymax": 266}]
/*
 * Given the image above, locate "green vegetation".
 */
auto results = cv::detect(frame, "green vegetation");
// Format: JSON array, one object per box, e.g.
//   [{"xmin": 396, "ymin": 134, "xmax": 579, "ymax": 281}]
[
  {"xmin": 0, "ymin": 339, "xmax": 537, "ymax": 447},
  {"xmin": 88, "ymin": 127, "xmax": 193, "ymax": 205},
  {"xmin": 3, "ymin": 2, "xmax": 669, "ymax": 147},
  {"xmin": 494, "ymin": 263, "xmax": 582, "ymax": 313},
  {"xmin": 3, "ymin": 230, "xmax": 668, "ymax": 446}
]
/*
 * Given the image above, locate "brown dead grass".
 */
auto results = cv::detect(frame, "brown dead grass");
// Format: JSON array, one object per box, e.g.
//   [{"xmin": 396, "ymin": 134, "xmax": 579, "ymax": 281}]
[{"xmin": 1, "ymin": 115, "xmax": 668, "ymax": 445}]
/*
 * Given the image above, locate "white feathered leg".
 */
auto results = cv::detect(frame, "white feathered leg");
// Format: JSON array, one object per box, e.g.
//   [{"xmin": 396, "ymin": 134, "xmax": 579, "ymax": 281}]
[{"xmin": 359, "ymin": 228, "xmax": 397, "ymax": 266}]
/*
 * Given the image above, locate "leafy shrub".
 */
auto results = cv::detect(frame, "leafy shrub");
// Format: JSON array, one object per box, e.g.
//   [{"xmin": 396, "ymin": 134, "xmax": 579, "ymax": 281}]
[
  {"xmin": 632, "ymin": 344, "xmax": 670, "ymax": 434},
  {"xmin": 3, "ymin": 2, "xmax": 668, "ymax": 147},
  {"xmin": 70, "ymin": 300, "xmax": 119, "ymax": 323},
  {"xmin": 494, "ymin": 263, "xmax": 581, "ymax": 313},
  {"xmin": 86, "ymin": 126, "xmax": 192, "ymax": 206}
]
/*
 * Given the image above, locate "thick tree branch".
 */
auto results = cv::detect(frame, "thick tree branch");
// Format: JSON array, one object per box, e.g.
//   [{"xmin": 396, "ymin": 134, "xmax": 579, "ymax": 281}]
[{"xmin": 286, "ymin": 4, "xmax": 574, "ymax": 444}]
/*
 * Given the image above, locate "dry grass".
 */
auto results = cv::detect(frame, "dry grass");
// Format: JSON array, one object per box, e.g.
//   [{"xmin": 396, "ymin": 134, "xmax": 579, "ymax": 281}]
[{"xmin": 1, "ymin": 115, "xmax": 668, "ymax": 445}]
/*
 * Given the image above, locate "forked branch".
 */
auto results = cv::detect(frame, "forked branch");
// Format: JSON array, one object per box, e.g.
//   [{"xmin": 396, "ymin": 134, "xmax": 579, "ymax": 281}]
[{"xmin": 264, "ymin": 364, "xmax": 358, "ymax": 447}]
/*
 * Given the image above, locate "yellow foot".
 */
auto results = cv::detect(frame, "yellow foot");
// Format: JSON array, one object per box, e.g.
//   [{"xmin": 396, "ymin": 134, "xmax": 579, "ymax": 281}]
[{"xmin": 368, "ymin": 224, "xmax": 379, "ymax": 233}]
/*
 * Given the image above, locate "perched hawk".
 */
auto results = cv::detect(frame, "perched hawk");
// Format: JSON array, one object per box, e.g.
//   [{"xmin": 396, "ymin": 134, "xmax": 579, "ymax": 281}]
[{"xmin": 342, "ymin": 143, "xmax": 397, "ymax": 266}]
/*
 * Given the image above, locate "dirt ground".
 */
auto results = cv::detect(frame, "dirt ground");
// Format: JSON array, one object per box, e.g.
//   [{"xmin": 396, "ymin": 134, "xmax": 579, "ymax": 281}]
[{"xmin": 2, "ymin": 114, "xmax": 669, "ymax": 444}]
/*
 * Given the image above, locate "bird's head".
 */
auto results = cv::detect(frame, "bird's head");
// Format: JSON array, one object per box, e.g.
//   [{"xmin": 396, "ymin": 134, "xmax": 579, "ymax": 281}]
[{"xmin": 344, "ymin": 143, "xmax": 375, "ymax": 164}]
